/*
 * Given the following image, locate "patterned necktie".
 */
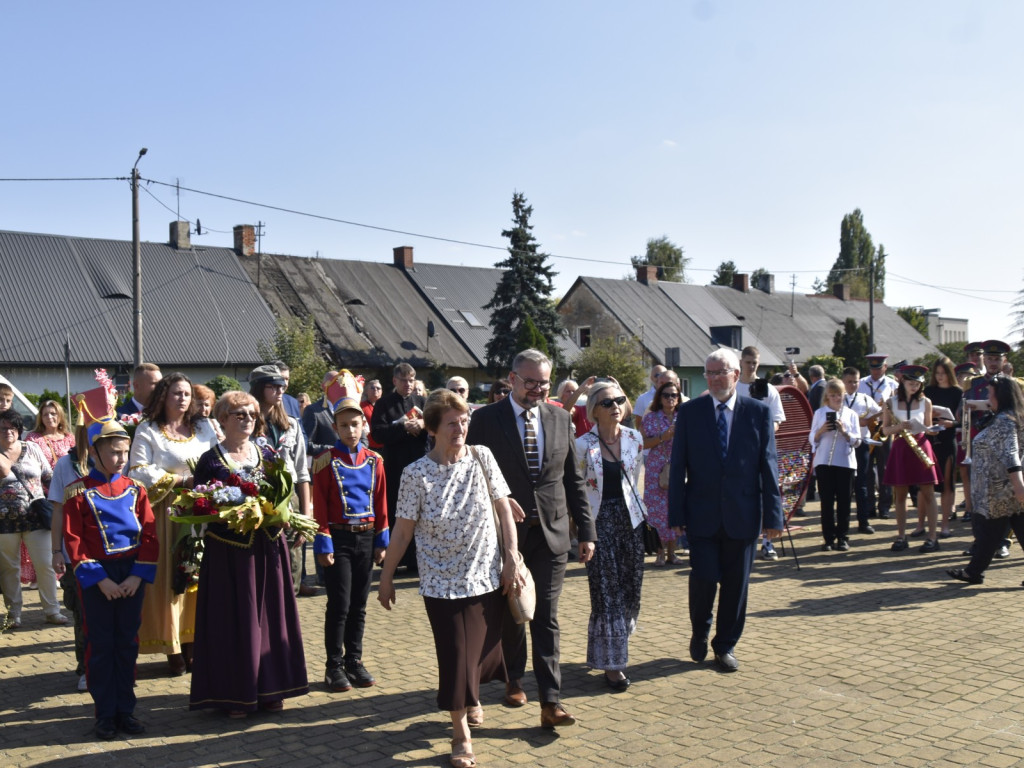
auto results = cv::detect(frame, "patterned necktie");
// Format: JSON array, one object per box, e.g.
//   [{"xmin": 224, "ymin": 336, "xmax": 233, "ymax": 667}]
[
  {"xmin": 717, "ymin": 402, "xmax": 729, "ymax": 458},
  {"xmin": 522, "ymin": 409, "xmax": 541, "ymax": 481}
]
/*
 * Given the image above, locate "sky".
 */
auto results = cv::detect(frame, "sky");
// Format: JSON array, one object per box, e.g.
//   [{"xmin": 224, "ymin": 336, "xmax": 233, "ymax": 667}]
[{"xmin": 3, "ymin": 1, "xmax": 1022, "ymax": 346}]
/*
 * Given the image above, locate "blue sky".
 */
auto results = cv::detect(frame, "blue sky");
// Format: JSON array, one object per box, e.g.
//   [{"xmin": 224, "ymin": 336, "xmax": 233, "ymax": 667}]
[{"xmin": 3, "ymin": 1, "xmax": 1021, "ymax": 345}]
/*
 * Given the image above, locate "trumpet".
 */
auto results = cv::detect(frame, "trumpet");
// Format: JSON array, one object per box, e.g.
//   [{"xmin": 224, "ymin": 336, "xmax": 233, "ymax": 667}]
[
  {"xmin": 881, "ymin": 398, "xmax": 934, "ymax": 469},
  {"xmin": 960, "ymin": 397, "xmax": 972, "ymax": 466}
]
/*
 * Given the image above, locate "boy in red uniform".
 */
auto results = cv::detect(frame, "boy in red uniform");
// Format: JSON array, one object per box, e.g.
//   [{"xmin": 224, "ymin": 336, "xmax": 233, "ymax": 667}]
[
  {"xmin": 313, "ymin": 374, "xmax": 389, "ymax": 693},
  {"xmin": 63, "ymin": 419, "xmax": 158, "ymax": 740}
]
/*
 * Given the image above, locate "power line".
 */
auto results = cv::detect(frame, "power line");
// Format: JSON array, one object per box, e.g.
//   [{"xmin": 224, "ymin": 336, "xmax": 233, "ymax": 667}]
[{"xmin": 0, "ymin": 176, "xmax": 125, "ymax": 182}]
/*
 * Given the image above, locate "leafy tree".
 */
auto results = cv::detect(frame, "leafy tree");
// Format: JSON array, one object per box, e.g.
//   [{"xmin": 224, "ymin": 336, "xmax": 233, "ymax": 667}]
[
  {"xmin": 935, "ymin": 342, "xmax": 966, "ymax": 365},
  {"xmin": 571, "ymin": 337, "xmax": 647, "ymax": 401},
  {"xmin": 257, "ymin": 316, "xmax": 329, "ymax": 399},
  {"xmin": 205, "ymin": 375, "xmax": 242, "ymax": 399},
  {"xmin": 750, "ymin": 267, "xmax": 770, "ymax": 291},
  {"xmin": 710, "ymin": 260, "xmax": 737, "ymax": 286},
  {"xmin": 484, "ymin": 192, "xmax": 563, "ymax": 372},
  {"xmin": 832, "ymin": 318, "xmax": 870, "ymax": 370},
  {"xmin": 804, "ymin": 354, "xmax": 846, "ymax": 379},
  {"xmin": 896, "ymin": 307, "xmax": 929, "ymax": 339},
  {"xmin": 24, "ymin": 389, "xmax": 64, "ymax": 408},
  {"xmin": 516, "ymin": 315, "xmax": 549, "ymax": 356},
  {"xmin": 814, "ymin": 209, "xmax": 886, "ymax": 300},
  {"xmin": 630, "ymin": 236, "xmax": 689, "ymax": 283},
  {"xmin": 1012, "ymin": 283, "xmax": 1024, "ymax": 348}
]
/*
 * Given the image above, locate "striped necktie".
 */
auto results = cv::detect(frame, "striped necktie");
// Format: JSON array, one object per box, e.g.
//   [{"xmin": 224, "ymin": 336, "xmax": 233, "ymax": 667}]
[
  {"xmin": 522, "ymin": 409, "xmax": 541, "ymax": 481},
  {"xmin": 717, "ymin": 402, "xmax": 729, "ymax": 458}
]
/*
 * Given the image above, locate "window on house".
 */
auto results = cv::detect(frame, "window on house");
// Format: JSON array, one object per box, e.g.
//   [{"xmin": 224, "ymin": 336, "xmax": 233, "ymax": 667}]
[
  {"xmin": 578, "ymin": 327, "xmax": 591, "ymax": 348},
  {"xmin": 459, "ymin": 310, "xmax": 485, "ymax": 328}
]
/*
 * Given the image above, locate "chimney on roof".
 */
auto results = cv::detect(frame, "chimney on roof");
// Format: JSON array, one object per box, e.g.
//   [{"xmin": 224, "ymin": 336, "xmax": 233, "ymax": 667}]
[
  {"xmin": 755, "ymin": 273, "xmax": 774, "ymax": 294},
  {"xmin": 393, "ymin": 245, "xmax": 414, "ymax": 269},
  {"xmin": 636, "ymin": 265, "xmax": 658, "ymax": 285},
  {"xmin": 169, "ymin": 220, "xmax": 190, "ymax": 250},
  {"xmin": 233, "ymin": 225, "xmax": 255, "ymax": 257},
  {"xmin": 833, "ymin": 282, "xmax": 851, "ymax": 301},
  {"xmin": 732, "ymin": 273, "xmax": 749, "ymax": 293}
]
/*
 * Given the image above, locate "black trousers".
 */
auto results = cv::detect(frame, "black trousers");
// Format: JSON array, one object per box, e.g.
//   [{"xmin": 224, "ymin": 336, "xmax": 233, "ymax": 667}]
[
  {"xmin": 323, "ymin": 529, "xmax": 375, "ymax": 669},
  {"xmin": 817, "ymin": 464, "xmax": 855, "ymax": 545},
  {"xmin": 853, "ymin": 443, "xmax": 872, "ymax": 525},
  {"xmin": 687, "ymin": 528, "xmax": 756, "ymax": 656},
  {"xmin": 966, "ymin": 514, "xmax": 1023, "ymax": 578},
  {"xmin": 80, "ymin": 559, "xmax": 147, "ymax": 720},
  {"xmin": 861, "ymin": 441, "xmax": 892, "ymax": 515},
  {"xmin": 502, "ymin": 525, "xmax": 567, "ymax": 705}
]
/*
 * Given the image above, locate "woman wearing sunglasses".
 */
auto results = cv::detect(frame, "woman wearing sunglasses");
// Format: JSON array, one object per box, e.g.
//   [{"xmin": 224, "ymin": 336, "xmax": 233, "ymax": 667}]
[
  {"xmin": 642, "ymin": 380, "xmax": 685, "ymax": 565},
  {"xmin": 575, "ymin": 380, "xmax": 646, "ymax": 691}
]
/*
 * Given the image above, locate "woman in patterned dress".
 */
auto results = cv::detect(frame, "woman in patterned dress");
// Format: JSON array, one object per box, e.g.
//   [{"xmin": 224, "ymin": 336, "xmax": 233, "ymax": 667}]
[
  {"xmin": 378, "ymin": 389, "xmax": 521, "ymax": 768},
  {"xmin": 641, "ymin": 380, "xmax": 684, "ymax": 565},
  {"xmin": 128, "ymin": 373, "xmax": 218, "ymax": 675},
  {"xmin": 576, "ymin": 381, "xmax": 646, "ymax": 692}
]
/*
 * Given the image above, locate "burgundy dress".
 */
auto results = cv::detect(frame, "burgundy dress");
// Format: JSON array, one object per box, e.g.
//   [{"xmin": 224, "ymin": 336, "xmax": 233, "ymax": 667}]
[{"xmin": 188, "ymin": 443, "xmax": 308, "ymax": 712}]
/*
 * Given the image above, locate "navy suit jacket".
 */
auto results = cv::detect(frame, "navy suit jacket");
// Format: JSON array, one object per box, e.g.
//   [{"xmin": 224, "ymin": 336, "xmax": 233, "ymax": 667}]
[{"xmin": 667, "ymin": 393, "xmax": 783, "ymax": 540}]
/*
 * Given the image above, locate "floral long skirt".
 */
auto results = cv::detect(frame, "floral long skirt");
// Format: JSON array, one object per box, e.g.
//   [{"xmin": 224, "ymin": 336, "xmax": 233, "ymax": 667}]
[{"xmin": 586, "ymin": 497, "xmax": 644, "ymax": 671}]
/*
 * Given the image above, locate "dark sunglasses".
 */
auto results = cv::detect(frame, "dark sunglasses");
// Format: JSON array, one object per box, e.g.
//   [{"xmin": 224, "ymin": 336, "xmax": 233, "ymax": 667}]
[
  {"xmin": 598, "ymin": 396, "xmax": 627, "ymax": 409},
  {"xmin": 661, "ymin": 392, "xmax": 680, "ymax": 399}
]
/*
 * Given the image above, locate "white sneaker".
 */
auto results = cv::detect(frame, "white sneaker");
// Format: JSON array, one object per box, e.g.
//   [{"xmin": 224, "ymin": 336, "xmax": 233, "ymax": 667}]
[
  {"xmin": 45, "ymin": 612, "xmax": 70, "ymax": 626},
  {"xmin": 761, "ymin": 543, "xmax": 779, "ymax": 561},
  {"xmin": 77, "ymin": 674, "xmax": 88, "ymax": 692}
]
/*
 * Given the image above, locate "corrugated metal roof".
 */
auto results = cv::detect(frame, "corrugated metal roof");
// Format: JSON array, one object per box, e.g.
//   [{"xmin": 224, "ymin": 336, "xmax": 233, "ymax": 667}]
[{"xmin": 0, "ymin": 229, "xmax": 277, "ymax": 367}]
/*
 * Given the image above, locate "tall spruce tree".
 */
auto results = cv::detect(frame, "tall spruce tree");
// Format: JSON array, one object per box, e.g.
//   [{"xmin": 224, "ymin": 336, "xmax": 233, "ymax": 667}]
[
  {"xmin": 710, "ymin": 260, "xmax": 737, "ymax": 286},
  {"xmin": 484, "ymin": 192, "xmax": 563, "ymax": 372},
  {"xmin": 832, "ymin": 318, "xmax": 870, "ymax": 370},
  {"xmin": 815, "ymin": 209, "xmax": 886, "ymax": 299}
]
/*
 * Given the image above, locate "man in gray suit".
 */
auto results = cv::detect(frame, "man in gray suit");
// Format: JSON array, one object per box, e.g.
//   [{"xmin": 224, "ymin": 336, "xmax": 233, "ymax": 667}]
[{"xmin": 466, "ymin": 348, "xmax": 595, "ymax": 729}]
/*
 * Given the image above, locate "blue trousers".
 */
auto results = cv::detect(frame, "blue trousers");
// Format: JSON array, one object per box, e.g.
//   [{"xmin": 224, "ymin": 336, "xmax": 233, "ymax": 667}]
[
  {"xmin": 80, "ymin": 558, "xmax": 146, "ymax": 720},
  {"xmin": 687, "ymin": 528, "xmax": 756, "ymax": 655}
]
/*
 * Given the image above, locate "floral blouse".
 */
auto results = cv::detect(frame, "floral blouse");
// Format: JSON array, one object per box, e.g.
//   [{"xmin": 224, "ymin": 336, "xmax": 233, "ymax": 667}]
[
  {"xmin": 970, "ymin": 412, "xmax": 1024, "ymax": 519},
  {"xmin": 575, "ymin": 426, "xmax": 646, "ymax": 528},
  {"xmin": 128, "ymin": 418, "xmax": 219, "ymax": 504},
  {"xmin": 395, "ymin": 446, "xmax": 511, "ymax": 600},
  {"xmin": 1, "ymin": 441, "xmax": 53, "ymax": 533},
  {"xmin": 25, "ymin": 431, "xmax": 76, "ymax": 470}
]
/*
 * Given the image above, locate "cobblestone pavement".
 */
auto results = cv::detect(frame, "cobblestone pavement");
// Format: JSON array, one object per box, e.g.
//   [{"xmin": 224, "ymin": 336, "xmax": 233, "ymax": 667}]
[{"xmin": 4, "ymin": 500, "xmax": 1024, "ymax": 767}]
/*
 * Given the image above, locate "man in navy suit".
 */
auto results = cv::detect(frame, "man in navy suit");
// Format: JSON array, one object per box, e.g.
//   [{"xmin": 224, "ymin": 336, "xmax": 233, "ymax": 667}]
[
  {"xmin": 115, "ymin": 364, "xmax": 162, "ymax": 417},
  {"xmin": 669, "ymin": 348, "xmax": 783, "ymax": 673}
]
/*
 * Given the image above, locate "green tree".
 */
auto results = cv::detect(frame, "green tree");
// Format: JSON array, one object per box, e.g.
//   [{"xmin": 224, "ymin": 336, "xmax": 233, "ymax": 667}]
[
  {"xmin": 710, "ymin": 260, "xmax": 737, "ymax": 286},
  {"xmin": 832, "ymin": 318, "xmax": 870, "ymax": 370},
  {"xmin": 805, "ymin": 354, "xmax": 846, "ymax": 379},
  {"xmin": 516, "ymin": 315, "xmax": 549, "ymax": 355},
  {"xmin": 205, "ymin": 375, "xmax": 242, "ymax": 399},
  {"xmin": 895, "ymin": 307, "xmax": 929, "ymax": 339},
  {"xmin": 935, "ymin": 342, "xmax": 966, "ymax": 365},
  {"xmin": 484, "ymin": 192, "xmax": 564, "ymax": 372},
  {"xmin": 571, "ymin": 337, "xmax": 647, "ymax": 401},
  {"xmin": 814, "ymin": 209, "xmax": 886, "ymax": 300},
  {"xmin": 630, "ymin": 236, "xmax": 689, "ymax": 283},
  {"xmin": 257, "ymin": 316, "xmax": 329, "ymax": 399}
]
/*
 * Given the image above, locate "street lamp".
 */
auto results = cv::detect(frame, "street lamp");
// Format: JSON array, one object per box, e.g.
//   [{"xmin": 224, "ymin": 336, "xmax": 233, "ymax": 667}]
[{"xmin": 132, "ymin": 148, "xmax": 147, "ymax": 367}]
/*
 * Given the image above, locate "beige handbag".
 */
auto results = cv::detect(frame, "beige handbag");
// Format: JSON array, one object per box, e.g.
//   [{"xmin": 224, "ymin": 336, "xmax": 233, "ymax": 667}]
[{"xmin": 469, "ymin": 447, "xmax": 536, "ymax": 624}]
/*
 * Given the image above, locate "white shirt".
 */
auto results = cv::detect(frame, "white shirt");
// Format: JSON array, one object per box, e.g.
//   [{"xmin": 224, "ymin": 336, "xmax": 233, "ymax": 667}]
[
  {"xmin": 736, "ymin": 380, "xmax": 786, "ymax": 424},
  {"xmin": 843, "ymin": 392, "xmax": 882, "ymax": 439},
  {"xmin": 633, "ymin": 385, "xmax": 658, "ymax": 421},
  {"xmin": 509, "ymin": 398, "xmax": 545, "ymax": 467},
  {"xmin": 810, "ymin": 406, "xmax": 862, "ymax": 469},
  {"xmin": 858, "ymin": 374, "xmax": 898, "ymax": 405}
]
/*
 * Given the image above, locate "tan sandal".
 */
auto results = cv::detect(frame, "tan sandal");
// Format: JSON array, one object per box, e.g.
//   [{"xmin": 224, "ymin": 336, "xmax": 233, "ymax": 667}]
[
  {"xmin": 450, "ymin": 738, "xmax": 476, "ymax": 768},
  {"xmin": 466, "ymin": 704, "xmax": 484, "ymax": 727}
]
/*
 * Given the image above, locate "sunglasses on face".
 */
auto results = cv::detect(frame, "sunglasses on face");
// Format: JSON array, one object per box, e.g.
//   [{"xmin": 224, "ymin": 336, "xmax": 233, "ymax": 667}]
[
  {"xmin": 450, "ymin": 387, "xmax": 467, "ymax": 394},
  {"xmin": 661, "ymin": 392, "xmax": 680, "ymax": 399},
  {"xmin": 228, "ymin": 410, "xmax": 258, "ymax": 422},
  {"xmin": 598, "ymin": 396, "xmax": 627, "ymax": 409},
  {"xmin": 494, "ymin": 389, "xmax": 510, "ymax": 396}
]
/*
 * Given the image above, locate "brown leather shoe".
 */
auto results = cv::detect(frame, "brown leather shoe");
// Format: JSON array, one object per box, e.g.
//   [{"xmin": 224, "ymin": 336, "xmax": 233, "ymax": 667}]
[
  {"xmin": 540, "ymin": 702, "xmax": 576, "ymax": 729},
  {"xmin": 504, "ymin": 680, "xmax": 527, "ymax": 708},
  {"xmin": 298, "ymin": 584, "xmax": 319, "ymax": 597}
]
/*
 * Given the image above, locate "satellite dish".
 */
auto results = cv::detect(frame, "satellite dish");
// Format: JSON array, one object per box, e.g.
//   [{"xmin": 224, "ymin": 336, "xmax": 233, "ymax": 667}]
[
  {"xmin": 427, "ymin": 321, "xmax": 436, "ymax": 338},
  {"xmin": 195, "ymin": 218, "xmax": 202, "ymax": 236}
]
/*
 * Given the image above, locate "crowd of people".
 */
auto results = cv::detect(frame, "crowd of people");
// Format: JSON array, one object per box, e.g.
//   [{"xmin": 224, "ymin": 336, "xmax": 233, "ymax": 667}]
[{"xmin": 2, "ymin": 336, "xmax": 1023, "ymax": 767}]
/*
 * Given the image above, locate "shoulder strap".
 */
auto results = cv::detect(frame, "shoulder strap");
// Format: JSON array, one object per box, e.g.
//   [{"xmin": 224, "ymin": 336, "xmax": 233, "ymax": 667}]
[{"xmin": 469, "ymin": 446, "xmax": 505, "ymax": 555}]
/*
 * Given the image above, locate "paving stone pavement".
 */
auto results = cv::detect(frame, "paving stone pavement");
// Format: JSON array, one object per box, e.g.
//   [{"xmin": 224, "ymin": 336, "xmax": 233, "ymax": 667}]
[{"xmin": 4, "ymin": 500, "xmax": 1024, "ymax": 767}]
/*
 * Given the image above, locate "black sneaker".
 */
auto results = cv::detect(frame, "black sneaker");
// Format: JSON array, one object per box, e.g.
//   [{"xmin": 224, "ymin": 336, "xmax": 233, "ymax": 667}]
[
  {"xmin": 325, "ymin": 667, "xmax": 352, "ymax": 692},
  {"xmin": 117, "ymin": 714, "xmax": 146, "ymax": 735},
  {"xmin": 858, "ymin": 525, "xmax": 875, "ymax": 534},
  {"xmin": 345, "ymin": 662, "xmax": 376, "ymax": 688},
  {"xmin": 94, "ymin": 718, "xmax": 118, "ymax": 741},
  {"xmin": 891, "ymin": 538, "xmax": 909, "ymax": 552},
  {"xmin": 836, "ymin": 539, "xmax": 850, "ymax": 551},
  {"xmin": 919, "ymin": 539, "xmax": 940, "ymax": 553}
]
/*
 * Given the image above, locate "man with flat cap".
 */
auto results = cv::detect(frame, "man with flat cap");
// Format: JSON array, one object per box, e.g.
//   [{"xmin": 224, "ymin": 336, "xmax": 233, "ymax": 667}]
[{"xmin": 858, "ymin": 354, "xmax": 898, "ymax": 520}]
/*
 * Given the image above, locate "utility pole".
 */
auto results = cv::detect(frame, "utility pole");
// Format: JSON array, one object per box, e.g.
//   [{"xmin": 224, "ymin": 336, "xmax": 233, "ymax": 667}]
[
  {"xmin": 131, "ymin": 148, "xmax": 148, "ymax": 367},
  {"xmin": 868, "ymin": 258, "xmax": 875, "ymax": 353},
  {"xmin": 790, "ymin": 274, "xmax": 797, "ymax": 318}
]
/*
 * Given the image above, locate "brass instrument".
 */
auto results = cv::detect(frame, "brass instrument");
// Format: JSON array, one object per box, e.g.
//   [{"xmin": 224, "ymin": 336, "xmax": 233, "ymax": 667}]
[
  {"xmin": 881, "ymin": 397, "xmax": 934, "ymax": 469},
  {"xmin": 960, "ymin": 398, "xmax": 972, "ymax": 466}
]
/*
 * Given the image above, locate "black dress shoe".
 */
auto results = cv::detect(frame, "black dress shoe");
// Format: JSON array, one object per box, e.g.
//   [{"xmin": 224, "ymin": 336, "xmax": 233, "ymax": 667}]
[
  {"xmin": 714, "ymin": 652, "xmax": 739, "ymax": 673},
  {"xmin": 94, "ymin": 718, "xmax": 118, "ymax": 741},
  {"xmin": 117, "ymin": 714, "xmax": 146, "ymax": 735},
  {"xmin": 689, "ymin": 635, "xmax": 708, "ymax": 662},
  {"xmin": 325, "ymin": 667, "xmax": 351, "ymax": 692},
  {"xmin": 604, "ymin": 671, "xmax": 631, "ymax": 692},
  {"xmin": 345, "ymin": 662, "xmax": 376, "ymax": 688},
  {"xmin": 858, "ymin": 525, "xmax": 875, "ymax": 534},
  {"xmin": 947, "ymin": 568, "xmax": 983, "ymax": 584}
]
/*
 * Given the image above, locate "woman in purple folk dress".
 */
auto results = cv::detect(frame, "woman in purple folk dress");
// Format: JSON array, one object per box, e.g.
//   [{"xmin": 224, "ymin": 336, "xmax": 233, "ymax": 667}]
[
  {"xmin": 641, "ymin": 380, "xmax": 684, "ymax": 565},
  {"xmin": 188, "ymin": 391, "xmax": 308, "ymax": 719}
]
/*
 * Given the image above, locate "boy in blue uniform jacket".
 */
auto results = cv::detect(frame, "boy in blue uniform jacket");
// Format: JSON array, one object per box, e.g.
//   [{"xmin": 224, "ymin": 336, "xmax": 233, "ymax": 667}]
[
  {"xmin": 63, "ymin": 419, "xmax": 158, "ymax": 740},
  {"xmin": 313, "ymin": 385, "xmax": 389, "ymax": 693}
]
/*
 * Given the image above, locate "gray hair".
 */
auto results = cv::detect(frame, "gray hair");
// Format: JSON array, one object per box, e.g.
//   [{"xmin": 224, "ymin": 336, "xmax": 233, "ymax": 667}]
[
  {"xmin": 706, "ymin": 348, "xmax": 740, "ymax": 372},
  {"xmin": 555, "ymin": 379, "xmax": 578, "ymax": 399},
  {"xmin": 809, "ymin": 365, "xmax": 825, "ymax": 380},
  {"xmin": 512, "ymin": 348, "xmax": 552, "ymax": 373}
]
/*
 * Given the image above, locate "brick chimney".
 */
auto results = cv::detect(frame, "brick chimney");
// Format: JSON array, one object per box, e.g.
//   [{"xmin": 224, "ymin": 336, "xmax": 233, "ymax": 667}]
[
  {"xmin": 833, "ymin": 283, "xmax": 851, "ymax": 301},
  {"xmin": 732, "ymin": 273, "xmax": 749, "ymax": 293},
  {"xmin": 755, "ymin": 273, "xmax": 774, "ymax": 294},
  {"xmin": 636, "ymin": 265, "xmax": 658, "ymax": 285},
  {"xmin": 169, "ymin": 220, "xmax": 190, "ymax": 250},
  {"xmin": 393, "ymin": 245, "xmax": 414, "ymax": 269},
  {"xmin": 233, "ymin": 225, "xmax": 255, "ymax": 256}
]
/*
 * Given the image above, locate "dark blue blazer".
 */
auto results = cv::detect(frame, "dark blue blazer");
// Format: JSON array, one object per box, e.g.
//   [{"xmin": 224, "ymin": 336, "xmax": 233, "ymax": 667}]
[{"xmin": 667, "ymin": 393, "xmax": 784, "ymax": 540}]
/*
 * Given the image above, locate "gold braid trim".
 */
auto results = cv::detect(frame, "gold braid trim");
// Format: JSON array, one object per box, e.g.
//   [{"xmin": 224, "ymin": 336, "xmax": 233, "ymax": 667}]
[
  {"xmin": 147, "ymin": 472, "xmax": 178, "ymax": 505},
  {"xmin": 64, "ymin": 480, "xmax": 86, "ymax": 502},
  {"xmin": 311, "ymin": 451, "xmax": 333, "ymax": 475}
]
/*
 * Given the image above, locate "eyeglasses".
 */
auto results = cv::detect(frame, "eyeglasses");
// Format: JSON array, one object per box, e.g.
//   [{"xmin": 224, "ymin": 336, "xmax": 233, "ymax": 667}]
[
  {"xmin": 0, "ymin": 425, "xmax": 18, "ymax": 434},
  {"xmin": 598, "ymin": 396, "xmax": 627, "ymax": 409},
  {"xmin": 228, "ymin": 411, "xmax": 257, "ymax": 422},
  {"xmin": 450, "ymin": 387, "xmax": 467, "ymax": 394},
  {"xmin": 517, "ymin": 377, "xmax": 551, "ymax": 391},
  {"xmin": 661, "ymin": 392, "xmax": 680, "ymax": 400},
  {"xmin": 703, "ymin": 369, "xmax": 733, "ymax": 379},
  {"xmin": 494, "ymin": 389, "xmax": 510, "ymax": 397}
]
